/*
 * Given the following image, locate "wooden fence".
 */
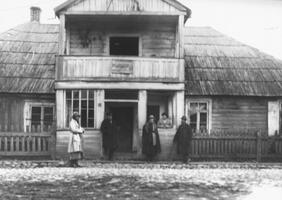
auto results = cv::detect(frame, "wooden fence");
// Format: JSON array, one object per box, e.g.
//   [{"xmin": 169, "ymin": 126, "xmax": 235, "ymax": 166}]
[
  {"xmin": 190, "ymin": 133, "xmax": 282, "ymax": 161},
  {"xmin": 0, "ymin": 132, "xmax": 54, "ymax": 157}
]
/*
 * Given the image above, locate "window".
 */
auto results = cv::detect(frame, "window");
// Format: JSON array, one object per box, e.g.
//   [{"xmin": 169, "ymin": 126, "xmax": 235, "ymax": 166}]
[
  {"xmin": 110, "ymin": 37, "xmax": 139, "ymax": 56},
  {"xmin": 187, "ymin": 100, "xmax": 211, "ymax": 133},
  {"xmin": 66, "ymin": 90, "xmax": 95, "ymax": 128},
  {"xmin": 25, "ymin": 104, "xmax": 54, "ymax": 132}
]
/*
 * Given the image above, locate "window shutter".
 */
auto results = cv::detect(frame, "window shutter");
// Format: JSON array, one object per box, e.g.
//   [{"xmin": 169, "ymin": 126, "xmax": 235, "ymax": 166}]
[{"xmin": 268, "ymin": 101, "xmax": 279, "ymax": 136}]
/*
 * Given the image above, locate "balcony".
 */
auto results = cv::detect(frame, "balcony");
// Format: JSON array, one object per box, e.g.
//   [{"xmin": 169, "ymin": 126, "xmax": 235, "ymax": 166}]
[{"xmin": 56, "ymin": 56, "xmax": 184, "ymax": 82}]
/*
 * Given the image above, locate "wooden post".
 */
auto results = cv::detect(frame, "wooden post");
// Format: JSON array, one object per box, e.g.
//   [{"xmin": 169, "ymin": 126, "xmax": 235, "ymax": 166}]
[
  {"xmin": 178, "ymin": 15, "xmax": 184, "ymax": 59},
  {"xmin": 173, "ymin": 91, "xmax": 185, "ymax": 128},
  {"xmin": 95, "ymin": 90, "xmax": 105, "ymax": 157},
  {"xmin": 256, "ymin": 131, "xmax": 262, "ymax": 162},
  {"xmin": 138, "ymin": 90, "xmax": 147, "ymax": 155},
  {"xmin": 58, "ymin": 14, "xmax": 66, "ymax": 55},
  {"xmin": 56, "ymin": 90, "xmax": 65, "ymax": 129}
]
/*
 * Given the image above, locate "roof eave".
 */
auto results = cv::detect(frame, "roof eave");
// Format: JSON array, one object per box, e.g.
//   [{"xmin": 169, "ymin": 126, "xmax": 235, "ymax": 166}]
[{"xmin": 54, "ymin": 0, "xmax": 192, "ymax": 18}]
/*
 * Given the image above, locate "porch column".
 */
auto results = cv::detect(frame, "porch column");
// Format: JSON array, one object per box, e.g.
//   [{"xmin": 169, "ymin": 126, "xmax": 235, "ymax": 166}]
[
  {"xmin": 95, "ymin": 89, "xmax": 105, "ymax": 156},
  {"xmin": 137, "ymin": 90, "xmax": 147, "ymax": 154},
  {"xmin": 173, "ymin": 91, "xmax": 185, "ymax": 128},
  {"xmin": 56, "ymin": 90, "xmax": 65, "ymax": 129}
]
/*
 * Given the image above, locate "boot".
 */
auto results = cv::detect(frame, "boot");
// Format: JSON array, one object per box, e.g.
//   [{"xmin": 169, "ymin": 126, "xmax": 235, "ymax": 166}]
[{"xmin": 69, "ymin": 160, "xmax": 75, "ymax": 167}]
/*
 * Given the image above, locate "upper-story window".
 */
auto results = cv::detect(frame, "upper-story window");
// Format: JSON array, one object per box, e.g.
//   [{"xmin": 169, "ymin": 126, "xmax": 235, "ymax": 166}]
[{"xmin": 110, "ymin": 37, "xmax": 139, "ymax": 56}]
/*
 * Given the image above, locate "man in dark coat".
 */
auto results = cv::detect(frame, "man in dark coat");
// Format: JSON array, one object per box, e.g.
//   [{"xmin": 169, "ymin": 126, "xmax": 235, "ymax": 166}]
[
  {"xmin": 100, "ymin": 113, "xmax": 118, "ymax": 160},
  {"xmin": 142, "ymin": 115, "xmax": 161, "ymax": 161},
  {"xmin": 173, "ymin": 116, "xmax": 193, "ymax": 163}
]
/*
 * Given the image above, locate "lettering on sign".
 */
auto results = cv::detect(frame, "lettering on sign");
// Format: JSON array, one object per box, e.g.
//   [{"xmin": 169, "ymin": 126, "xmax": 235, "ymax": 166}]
[{"xmin": 111, "ymin": 60, "xmax": 133, "ymax": 74}]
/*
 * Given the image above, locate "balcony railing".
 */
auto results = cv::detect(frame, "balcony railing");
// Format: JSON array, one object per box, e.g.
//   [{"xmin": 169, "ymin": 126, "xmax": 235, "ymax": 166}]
[{"xmin": 56, "ymin": 56, "xmax": 184, "ymax": 82}]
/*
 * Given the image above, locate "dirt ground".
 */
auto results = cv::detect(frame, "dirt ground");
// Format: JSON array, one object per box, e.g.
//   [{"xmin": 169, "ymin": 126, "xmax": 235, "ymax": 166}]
[{"xmin": 0, "ymin": 163, "xmax": 282, "ymax": 200}]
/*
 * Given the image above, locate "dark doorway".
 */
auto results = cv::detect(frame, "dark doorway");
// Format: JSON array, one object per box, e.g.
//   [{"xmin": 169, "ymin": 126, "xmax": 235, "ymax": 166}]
[
  {"xmin": 147, "ymin": 105, "xmax": 160, "ymax": 123},
  {"xmin": 110, "ymin": 37, "xmax": 139, "ymax": 56},
  {"xmin": 111, "ymin": 106, "xmax": 133, "ymax": 152}
]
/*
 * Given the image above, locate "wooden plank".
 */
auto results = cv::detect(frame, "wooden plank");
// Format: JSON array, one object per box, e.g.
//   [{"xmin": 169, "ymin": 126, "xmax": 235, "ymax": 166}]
[
  {"xmin": 32, "ymin": 137, "xmax": 36, "ymax": 152},
  {"xmin": 178, "ymin": 15, "xmax": 184, "ymax": 59},
  {"xmin": 10, "ymin": 137, "xmax": 14, "ymax": 152},
  {"xmin": 56, "ymin": 81, "xmax": 184, "ymax": 91},
  {"xmin": 65, "ymin": 11, "xmax": 184, "ymax": 16},
  {"xmin": 15, "ymin": 137, "xmax": 19, "ymax": 152},
  {"xmin": 59, "ymin": 14, "xmax": 66, "ymax": 55},
  {"xmin": 22, "ymin": 137, "xmax": 25, "ymax": 151},
  {"xmin": 4, "ymin": 137, "xmax": 7, "ymax": 151},
  {"xmin": 42, "ymin": 138, "xmax": 47, "ymax": 152},
  {"xmin": 38, "ymin": 137, "xmax": 41, "ymax": 152},
  {"xmin": 0, "ymin": 151, "xmax": 51, "ymax": 156}
]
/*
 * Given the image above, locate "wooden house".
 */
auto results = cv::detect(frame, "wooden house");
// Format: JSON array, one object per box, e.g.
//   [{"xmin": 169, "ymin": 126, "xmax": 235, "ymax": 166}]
[
  {"xmin": 0, "ymin": 1, "xmax": 282, "ymax": 160},
  {"xmin": 0, "ymin": 7, "xmax": 58, "ymax": 157}
]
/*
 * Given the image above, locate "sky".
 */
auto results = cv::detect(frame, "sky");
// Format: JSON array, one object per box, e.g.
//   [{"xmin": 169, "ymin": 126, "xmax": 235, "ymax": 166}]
[{"xmin": 0, "ymin": 0, "xmax": 281, "ymax": 59}]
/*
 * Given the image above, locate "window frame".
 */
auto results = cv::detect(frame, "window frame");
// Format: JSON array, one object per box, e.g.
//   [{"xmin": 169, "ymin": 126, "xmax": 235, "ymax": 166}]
[
  {"xmin": 66, "ymin": 90, "xmax": 95, "ymax": 129},
  {"xmin": 24, "ymin": 102, "xmax": 55, "ymax": 133},
  {"xmin": 107, "ymin": 34, "xmax": 142, "ymax": 57},
  {"xmin": 186, "ymin": 98, "xmax": 212, "ymax": 134}
]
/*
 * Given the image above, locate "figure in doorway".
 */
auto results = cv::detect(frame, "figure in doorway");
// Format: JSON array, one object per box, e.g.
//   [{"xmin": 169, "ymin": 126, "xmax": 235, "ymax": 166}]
[
  {"xmin": 173, "ymin": 116, "xmax": 193, "ymax": 163},
  {"xmin": 68, "ymin": 112, "xmax": 85, "ymax": 167},
  {"xmin": 100, "ymin": 113, "xmax": 118, "ymax": 160},
  {"xmin": 142, "ymin": 115, "xmax": 161, "ymax": 161},
  {"xmin": 158, "ymin": 112, "xmax": 172, "ymax": 128}
]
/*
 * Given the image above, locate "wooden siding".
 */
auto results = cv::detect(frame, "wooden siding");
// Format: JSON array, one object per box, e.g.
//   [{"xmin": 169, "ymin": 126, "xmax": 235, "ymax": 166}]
[
  {"xmin": 211, "ymin": 97, "xmax": 268, "ymax": 132},
  {"xmin": 0, "ymin": 95, "xmax": 55, "ymax": 132},
  {"xmin": 56, "ymin": 56, "xmax": 184, "ymax": 82},
  {"xmin": 68, "ymin": 18, "xmax": 176, "ymax": 58},
  {"xmin": 64, "ymin": 0, "xmax": 181, "ymax": 13},
  {"xmin": 0, "ymin": 96, "xmax": 25, "ymax": 132}
]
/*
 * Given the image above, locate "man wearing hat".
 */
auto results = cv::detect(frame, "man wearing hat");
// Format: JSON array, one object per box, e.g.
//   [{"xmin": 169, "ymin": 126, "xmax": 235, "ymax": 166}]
[
  {"xmin": 142, "ymin": 115, "xmax": 161, "ymax": 161},
  {"xmin": 173, "ymin": 116, "xmax": 193, "ymax": 163},
  {"xmin": 68, "ymin": 112, "xmax": 85, "ymax": 167},
  {"xmin": 100, "ymin": 112, "xmax": 118, "ymax": 160}
]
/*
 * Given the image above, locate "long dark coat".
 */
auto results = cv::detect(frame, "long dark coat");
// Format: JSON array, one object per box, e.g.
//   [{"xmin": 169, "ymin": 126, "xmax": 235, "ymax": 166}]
[
  {"xmin": 100, "ymin": 119, "xmax": 118, "ymax": 151},
  {"xmin": 173, "ymin": 123, "xmax": 193, "ymax": 155},
  {"xmin": 142, "ymin": 122, "xmax": 161, "ymax": 156}
]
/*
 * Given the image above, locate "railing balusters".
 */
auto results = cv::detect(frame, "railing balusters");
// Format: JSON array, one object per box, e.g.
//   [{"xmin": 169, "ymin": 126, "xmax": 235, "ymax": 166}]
[
  {"xmin": 42, "ymin": 138, "xmax": 46, "ymax": 152},
  {"xmin": 10, "ymin": 137, "xmax": 14, "ymax": 152},
  {"xmin": 32, "ymin": 137, "xmax": 36, "ymax": 152},
  {"xmin": 38, "ymin": 137, "xmax": 41, "ymax": 152},
  {"xmin": 4, "ymin": 137, "xmax": 8, "ymax": 151}
]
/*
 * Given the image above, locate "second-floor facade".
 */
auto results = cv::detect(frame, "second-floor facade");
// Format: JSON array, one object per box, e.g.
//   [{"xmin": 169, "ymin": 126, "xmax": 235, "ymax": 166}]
[{"xmin": 55, "ymin": 0, "xmax": 191, "ymax": 83}]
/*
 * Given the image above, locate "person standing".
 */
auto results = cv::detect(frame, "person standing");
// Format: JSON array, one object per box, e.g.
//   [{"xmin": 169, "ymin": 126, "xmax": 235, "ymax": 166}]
[
  {"xmin": 100, "ymin": 113, "xmax": 118, "ymax": 160},
  {"xmin": 173, "ymin": 116, "xmax": 193, "ymax": 163},
  {"xmin": 68, "ymin": 112, "xmax": 85, "ymax": 167},
  {"xmin": 142, "ymin": 115, "xmax": 161, "ymax": 161}
]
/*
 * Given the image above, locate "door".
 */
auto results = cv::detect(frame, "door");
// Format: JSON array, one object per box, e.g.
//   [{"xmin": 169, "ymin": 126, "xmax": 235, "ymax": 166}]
[
  {"xmin": 147, "ymin": 105, "xmax": 160, "ymax": 122},
  {"xmin": 111, "ymin": 107, "xmax": 133, "ymax": 152}
]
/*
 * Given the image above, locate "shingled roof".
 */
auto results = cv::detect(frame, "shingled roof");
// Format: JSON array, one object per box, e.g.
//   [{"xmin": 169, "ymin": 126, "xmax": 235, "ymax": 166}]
[
  {"xmin": 0, "ymin": 22, "xmax": 58, "ymax": 94},
  {"xmin": 184, "ymin": 27, "xmax": 282, "ymax": 96},
  {"xmin": 0, "ymin": 24, "xmax": 282, "ymax": 96}
]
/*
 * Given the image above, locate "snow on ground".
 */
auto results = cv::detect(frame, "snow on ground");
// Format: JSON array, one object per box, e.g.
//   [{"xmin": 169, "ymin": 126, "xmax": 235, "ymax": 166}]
[{"xmin": 0, "ymin": 164, "xmax": 281, "ymax": 199}]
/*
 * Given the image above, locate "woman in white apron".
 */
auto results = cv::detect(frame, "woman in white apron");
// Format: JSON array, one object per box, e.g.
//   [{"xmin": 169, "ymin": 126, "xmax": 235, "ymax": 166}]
[{"xmin": 68, "ymin": 112, "xmax": 85, "ymax": 167}]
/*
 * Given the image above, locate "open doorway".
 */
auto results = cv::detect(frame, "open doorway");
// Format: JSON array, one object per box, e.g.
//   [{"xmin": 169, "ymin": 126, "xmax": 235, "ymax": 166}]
[{"xmin": 105, "ymin": 103, "xmax": 136, "ymax": 153}]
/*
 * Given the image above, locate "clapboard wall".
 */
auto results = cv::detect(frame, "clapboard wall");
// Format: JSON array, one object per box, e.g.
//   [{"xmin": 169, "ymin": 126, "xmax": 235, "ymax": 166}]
[
  {"xmin": 68, "ymin": 16, "xmax": 177, "ymax": 58},
  {"xmin": 0, "ymin": 94, "xmax": 55, "ymax": 132},
  {"xmin": 211, "ymin": 97, "xmax": 268, "ymax": 132}
]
